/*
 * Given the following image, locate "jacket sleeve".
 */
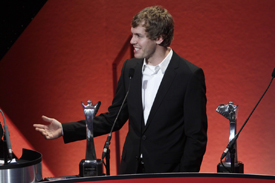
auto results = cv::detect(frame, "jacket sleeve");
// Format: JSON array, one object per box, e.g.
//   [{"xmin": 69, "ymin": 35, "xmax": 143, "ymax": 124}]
[{"xmin": 180, "ymin": 68, "xmax": 208, "ymax": 172}]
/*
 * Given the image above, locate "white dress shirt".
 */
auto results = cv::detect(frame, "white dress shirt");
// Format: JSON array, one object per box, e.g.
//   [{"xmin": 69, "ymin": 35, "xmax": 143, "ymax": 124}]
[{"xmin": 142, "ymin": 49, "xmax": 173, "ymax": 125}]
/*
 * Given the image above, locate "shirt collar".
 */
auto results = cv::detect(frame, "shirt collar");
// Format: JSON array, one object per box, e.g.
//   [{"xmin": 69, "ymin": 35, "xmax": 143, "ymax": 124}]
[{"xmin": 142, "ymin": 48, "xmax": 173, "ymax": 74}]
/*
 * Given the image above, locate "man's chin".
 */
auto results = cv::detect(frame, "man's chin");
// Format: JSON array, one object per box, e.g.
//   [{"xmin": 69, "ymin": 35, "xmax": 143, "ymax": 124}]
[{"xmin": 133, "ymin": 54, "xmax": 143, "ymax": 59}]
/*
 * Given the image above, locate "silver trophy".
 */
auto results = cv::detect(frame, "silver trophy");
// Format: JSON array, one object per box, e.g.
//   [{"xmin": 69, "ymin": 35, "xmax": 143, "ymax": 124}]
[
  {"xmin": 79, "ymin": 100, "xmax": 102, "ymax": 177},
  {"xmin": 217, "ymin": 101, "xmax": 243, "ymax": 173}
]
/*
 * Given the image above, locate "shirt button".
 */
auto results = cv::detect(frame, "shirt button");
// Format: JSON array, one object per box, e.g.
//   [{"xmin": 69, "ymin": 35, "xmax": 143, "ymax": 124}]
[{"xmin": 142, "ymin": 135, "xmax": 146, "ymax": 140}]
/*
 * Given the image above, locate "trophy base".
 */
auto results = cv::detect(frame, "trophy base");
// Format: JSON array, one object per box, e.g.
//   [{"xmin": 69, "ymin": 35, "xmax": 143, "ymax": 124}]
[
  {"xmin": 217, "ymin": 161, "xmax": 244, "ymax": 173},
  {"xmin": 79, "ymin": 159, "xmax": 103, "ymax": 177}
]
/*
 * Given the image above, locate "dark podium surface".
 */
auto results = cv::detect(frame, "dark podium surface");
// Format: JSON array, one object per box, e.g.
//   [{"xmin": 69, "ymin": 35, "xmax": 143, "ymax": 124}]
[{"xmin": 43, "ymin": 172, "xmax": 275, "ymax": 183}]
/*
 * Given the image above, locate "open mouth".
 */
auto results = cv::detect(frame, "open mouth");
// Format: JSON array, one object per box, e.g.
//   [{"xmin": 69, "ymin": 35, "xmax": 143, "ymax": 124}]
[{"xmin": 134, "ymin": 47, "xmax": 140, "ymax": 53}]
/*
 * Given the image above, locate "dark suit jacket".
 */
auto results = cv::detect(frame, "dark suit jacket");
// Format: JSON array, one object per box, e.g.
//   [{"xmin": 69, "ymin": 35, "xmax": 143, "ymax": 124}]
[{"xmin": 62, "ymin": 51, "xmax": 207, "ymax": 174}]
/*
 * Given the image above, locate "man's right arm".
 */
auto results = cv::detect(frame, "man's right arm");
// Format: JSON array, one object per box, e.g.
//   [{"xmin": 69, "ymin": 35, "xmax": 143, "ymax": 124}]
[{"xmin": 62, "ymin": 120, "xmax": 86, "ymax": 143}]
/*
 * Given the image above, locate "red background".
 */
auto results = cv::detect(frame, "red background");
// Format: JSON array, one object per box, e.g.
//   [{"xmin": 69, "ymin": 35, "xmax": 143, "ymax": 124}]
[{"xmin": 0, "ymin": 0, "xmax": 275, "ymax": 178}]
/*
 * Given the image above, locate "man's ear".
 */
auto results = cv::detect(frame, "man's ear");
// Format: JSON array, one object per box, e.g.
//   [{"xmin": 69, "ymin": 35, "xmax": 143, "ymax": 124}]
[{"xmin": 155, "ymin": 35, "xmax": 164, "ymax": 45}]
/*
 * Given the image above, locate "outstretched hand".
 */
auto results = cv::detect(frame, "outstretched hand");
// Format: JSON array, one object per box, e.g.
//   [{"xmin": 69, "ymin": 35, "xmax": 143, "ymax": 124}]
[{"xmin": 33, "ymin": 115, "xmax": 63, "ymax": 140}]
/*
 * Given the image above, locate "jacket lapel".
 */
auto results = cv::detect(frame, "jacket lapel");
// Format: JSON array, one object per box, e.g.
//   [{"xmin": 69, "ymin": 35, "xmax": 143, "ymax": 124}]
[
  {"xmin": 142, "ymin": 52, "xmax": 180, "ymax": 133},
  {"xmin": 130, "ymin": 59, "xmax": 145, "ymax": 129}
]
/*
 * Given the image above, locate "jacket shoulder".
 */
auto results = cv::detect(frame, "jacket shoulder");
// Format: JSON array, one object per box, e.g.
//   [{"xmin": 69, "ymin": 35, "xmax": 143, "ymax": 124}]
[{"xmin": 172, "ymin": 52, "xmax": 203, "ymax": 74}]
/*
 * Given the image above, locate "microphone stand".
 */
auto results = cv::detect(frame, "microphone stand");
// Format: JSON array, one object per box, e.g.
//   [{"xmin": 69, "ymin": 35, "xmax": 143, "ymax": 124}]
[
  {"xmin": 102, "ymin": 88, "xmax": 130, "ymax": 175},
  {"xmin": 220, "ymin": 69, "xmax": 274, "ymax": 172},
  {"xmin": 105, "ymin": 148, "xmax": 110, "ymax": 176},
  {"xmin": 102, "ymin": 133, "xmax": 112, "ymax": 175},
  {"xmin": 102, "ymin": 68, "xmax": 135, "ymax": 175}
]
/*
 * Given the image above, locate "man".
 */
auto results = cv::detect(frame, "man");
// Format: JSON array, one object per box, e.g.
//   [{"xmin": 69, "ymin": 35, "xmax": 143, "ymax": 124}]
[{"xmin": 34, "ymin": 6, "xmax": 207, "ymax": 174}]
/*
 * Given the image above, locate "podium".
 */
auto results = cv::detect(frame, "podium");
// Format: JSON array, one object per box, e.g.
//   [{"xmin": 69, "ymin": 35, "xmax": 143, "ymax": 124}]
[
  {"xmin": 44, "ymin": 172, "xmax": 275, "ymax": 183},
  {"xmin": 0, "ymin": 149, "xmax": 42, "ymax": 183}
]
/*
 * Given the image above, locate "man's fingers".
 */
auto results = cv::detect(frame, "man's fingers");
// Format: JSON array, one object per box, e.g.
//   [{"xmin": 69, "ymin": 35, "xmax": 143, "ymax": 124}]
[
  {"xmin": 35, "ymin": 128, "xmax": 48, "ymax": 138},
  {"xmin": 33, "ymin": 124, "xmax": 46, "ymax": 128},
  {"xmin": 34, "ymin": 125, "xmax": 48, "ymax": 132},
  {"xmin": 46, "ymin": 133, "xmax": 53, "ymax": 139},
  {"xmin": 36, "ymin": 128, "xmax": 53, "ymax": 139},
  {"xmin": 35, "ymin": 127, "xmax": 45, "ymax": 133},
  {"xmin": 41, "ymin": 115, "xmax": 53, "ymax": 123},
  {"xmin": 42, "ymin": 130, "xmax": 49, "ymax": 136},
  {"xmin": 33, "ymin": 115, "xmax": 61, "ymax": 140}
]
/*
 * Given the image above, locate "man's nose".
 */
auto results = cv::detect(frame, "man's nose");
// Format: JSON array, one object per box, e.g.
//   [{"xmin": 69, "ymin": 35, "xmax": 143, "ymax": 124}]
[{"xmin": 130, "ymin": 36, "xmax": 136, "ymax": 44}]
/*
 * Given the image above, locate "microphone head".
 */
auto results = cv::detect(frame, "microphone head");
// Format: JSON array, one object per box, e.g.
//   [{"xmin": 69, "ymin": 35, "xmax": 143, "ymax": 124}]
[
  {"xmin": 0, "ymin": 123, "xmax": 3, "ymax": 139},
  {"xmin": 95, "ymin": 101, "xmax": 101, "ymax": 115},
  {"xmin": 272, "ymin": 68, "xmax": 275, "ymax": 78},
  {"xmin": 129, "ymin": 68, "xmax": 135, "ymax": 79}
]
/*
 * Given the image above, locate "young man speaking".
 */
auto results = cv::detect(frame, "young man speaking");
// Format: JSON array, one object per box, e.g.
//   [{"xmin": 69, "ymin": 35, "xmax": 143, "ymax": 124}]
[{"xmin": 34, "ymin": 6, "xmax": 207, "ymax": 174}]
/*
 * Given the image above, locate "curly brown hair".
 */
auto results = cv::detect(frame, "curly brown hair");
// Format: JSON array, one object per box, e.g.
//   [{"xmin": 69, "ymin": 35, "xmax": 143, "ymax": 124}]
[{"xmin": 131, "ymin": 6, "xmax": 174, "ymax": 47}]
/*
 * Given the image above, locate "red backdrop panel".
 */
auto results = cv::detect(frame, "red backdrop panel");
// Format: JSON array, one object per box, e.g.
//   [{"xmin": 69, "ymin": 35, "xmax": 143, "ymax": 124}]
[{"xmin": 0, "ymin": 0, "xmax": 275, "ymax": 178}]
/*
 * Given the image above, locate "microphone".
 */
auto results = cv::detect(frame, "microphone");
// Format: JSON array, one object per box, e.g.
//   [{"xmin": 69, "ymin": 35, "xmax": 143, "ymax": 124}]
[
  {"xmin": 0, "ymin": 109, "xmax": 16, "ymax": 163},
  {"xmin": 94, "ymin": 101, "xmax": 101, "ymax": 116},
  {"xmin": 101, "ymin": 68, "xmax": 135, "ymax": 173},
  {"xmin": 129, "ymin": 68, "xmax": 135, "ymax": 79},
  {"xmin": 0, "ymin": 121, "xmax": 3, "ymax": 139},
  {"xmin": 221, "ymin": 68, "xmax": 275, "ymax": 161}
]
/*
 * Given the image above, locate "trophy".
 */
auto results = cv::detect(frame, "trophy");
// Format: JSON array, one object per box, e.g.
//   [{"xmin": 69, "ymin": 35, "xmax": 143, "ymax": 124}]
[
  {"xmin": 79, "ymin": 100, "xmax": 103, "ymax": 177},
  {"xmin": 217, "ymin": 101, "xmax": 244, "ymax": 173}
]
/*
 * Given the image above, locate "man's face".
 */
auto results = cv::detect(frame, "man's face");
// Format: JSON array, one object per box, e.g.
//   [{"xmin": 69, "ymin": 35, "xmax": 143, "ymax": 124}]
[{"xmin": 130, "ymin": 25, "xmax": 158, "ymax": 62}]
